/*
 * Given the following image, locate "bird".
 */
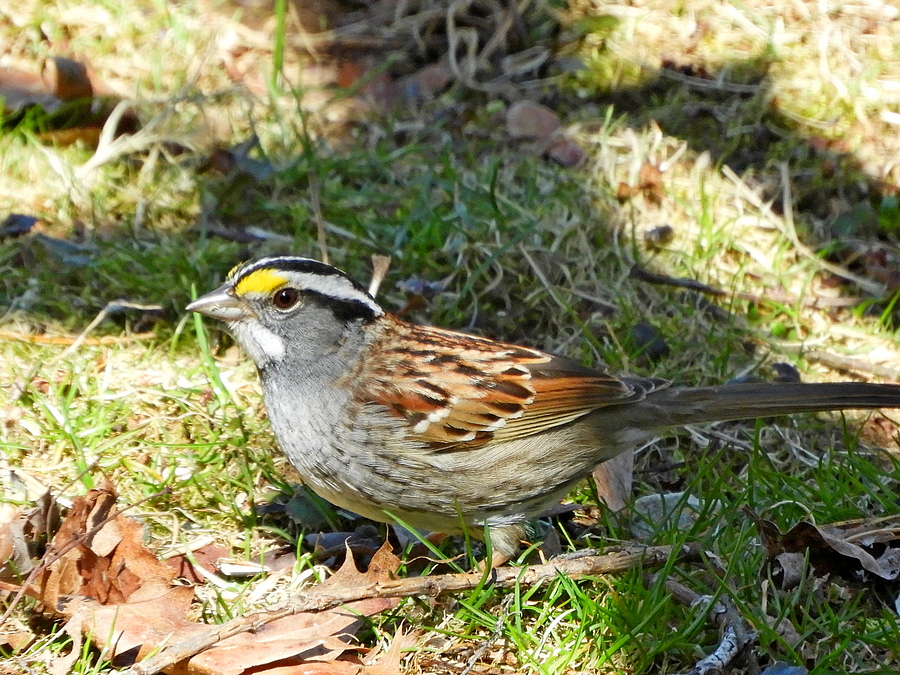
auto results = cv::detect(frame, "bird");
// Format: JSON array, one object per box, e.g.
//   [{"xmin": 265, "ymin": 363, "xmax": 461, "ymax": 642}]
[{"xmin": 187, "ymin": 256, "xmax": 900, "ymax": 566}]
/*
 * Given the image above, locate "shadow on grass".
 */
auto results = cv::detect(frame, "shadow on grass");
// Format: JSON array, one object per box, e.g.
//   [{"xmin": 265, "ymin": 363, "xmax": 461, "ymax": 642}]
[
  {"xmin": 595, "ymin": 58, "xmax": 897, "ymax": 227},
  {"xmin": 1, "ymin": 15, "xmax": 897, "ymax": 336}
]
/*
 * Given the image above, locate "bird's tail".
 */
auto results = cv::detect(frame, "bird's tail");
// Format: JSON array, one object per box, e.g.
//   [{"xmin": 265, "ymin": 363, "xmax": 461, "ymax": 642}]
[{"xmin": 632, "ymin": 381, "xmax": 900, "ymax": 429}]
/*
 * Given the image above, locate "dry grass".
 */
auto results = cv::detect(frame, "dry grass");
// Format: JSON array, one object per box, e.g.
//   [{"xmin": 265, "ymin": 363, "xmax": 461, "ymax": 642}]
[{"xmin": 1, "ymin": 0, "xmax": 899, "ymax": 672}]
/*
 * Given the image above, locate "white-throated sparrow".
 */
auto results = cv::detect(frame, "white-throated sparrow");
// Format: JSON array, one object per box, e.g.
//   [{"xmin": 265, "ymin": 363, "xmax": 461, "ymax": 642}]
[{"xmin": 188, "ymin": 256, "xmax": 900, "ymax": 565}]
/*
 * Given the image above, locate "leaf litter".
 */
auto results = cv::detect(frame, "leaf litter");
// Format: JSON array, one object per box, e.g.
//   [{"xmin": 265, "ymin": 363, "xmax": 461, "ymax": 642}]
[
  {"xmin": 0, "ymin": 479, "xmax": 691, "ymax": 673},
  {"xmin": 750, "ymin": 510, "xmax": 900, "ymax": 587},
  {"xmin": 0, "ymin": 483, "xmax": 405, "ymax": 674}
]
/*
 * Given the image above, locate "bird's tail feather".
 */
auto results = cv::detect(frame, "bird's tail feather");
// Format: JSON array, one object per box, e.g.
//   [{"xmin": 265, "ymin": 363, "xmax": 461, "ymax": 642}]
[{"xmin": 635, "ymin": 382, "xmax": 900, "ymax": 429}]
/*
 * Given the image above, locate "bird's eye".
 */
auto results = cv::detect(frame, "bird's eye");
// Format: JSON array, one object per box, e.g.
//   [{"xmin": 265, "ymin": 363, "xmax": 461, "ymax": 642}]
[{"xmin": 272, "ymin": 287, "xmax": 300, "ymax": 310}]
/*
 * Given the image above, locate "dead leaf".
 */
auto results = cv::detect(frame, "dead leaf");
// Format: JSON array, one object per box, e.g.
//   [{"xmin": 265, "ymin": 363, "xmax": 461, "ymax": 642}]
[
  {"xmin": 0, "ymin": 56, "xmax": 134, "ymax": 144},
  {"xmin": 0, "ymin": 64, "xmax": 59, "ymax": 113},
  {"xmin": 638, "ymin": 162, "xmax": 665, "ymax": 204},
  {"xmin": 0, "ymin": 616, "xmax": 35, "ymax": 653},
  {"xmin": 36, "ymin": 126, "xmax": 105, "ymax": 147},
  {"xmin": 591, "ymin": 451, "xmax": 633, "ymax": 512},
  {"xmin": 41, "ymin": 57, "xmax": 94, "ymax": 101},
  {"xmin": 312, "ymin": 526, "xmax": 385, "ymax": 564},
  {"xmin": 616, "ymin": 182, "xmax": 641, "ymax": 202},
  {"xmin": 165, "ymin": 543, "xmax": 234, "ymax": 584},
  {"xmin": 61, "ymin": 587, "xmax": 199, "ymax": 669},
  {"xmin": 506, "ymin": 100, "xmax": 561, "ymax": 141},
  {"xmin": 0, "ymin": 507, "xmax": 33, "ymax": 580},
  {"xmin": 617, "ymin": 163, "xmax": 666, "ymax": 204},
  {"xmin": 859, "ymin": 415, "xmax": 900, "ymax": 451},
  {"xmin": 29, "ymin": 485, "xmax": 402, "ymax": 674},
  {"xmin": 752, "ymin": 512, "xmax": 900, "ymax": 586},
  {"xmin": 362, "ymin": 629, "xmax": 416, "ymax": 675},
  {"xmin": 37, "ymin": 483, "xmax": 178, "ymax": 610},
  {"xmin": 161, "ymin": 544, "xmax": 401, "ymax": 675}
]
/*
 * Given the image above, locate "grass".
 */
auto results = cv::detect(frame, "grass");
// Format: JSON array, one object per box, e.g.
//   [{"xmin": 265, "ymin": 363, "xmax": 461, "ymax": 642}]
[{"xmin": 1, "ymin": 0, "xmax": 900, "ymax": 672}]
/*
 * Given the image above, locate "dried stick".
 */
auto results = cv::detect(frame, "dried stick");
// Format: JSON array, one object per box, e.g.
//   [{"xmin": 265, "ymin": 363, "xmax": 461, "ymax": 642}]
[
  {"xmin": 309, "ymin": 171, "xmax": 328, "ymax": 264},
  {"xmin": 631, "ymin": 264, "xmax": 900, "ymax": 383},
  {"xmin": 651, "ymin": 575, "xmax": 758, "ymax": 675},
  {"xmin": 803, "ymin": 349, "xmax": 900, "ymax": 381},
  {"xmin": 123, "ymin": 543, "xmax": 697, "ymax": 675},
  {"xmin": 629, "ymin": 263, "xmax": 861, "ymax": 308},
  {"xmin": 0, "ymin": 330, "xmax": 156, "ymax": 346}
]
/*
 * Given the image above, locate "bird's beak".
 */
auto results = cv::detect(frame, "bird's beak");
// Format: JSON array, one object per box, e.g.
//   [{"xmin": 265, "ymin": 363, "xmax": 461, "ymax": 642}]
[{"xmin": 186, "ymin": 284, "xmax": 250, "ymax": 322}]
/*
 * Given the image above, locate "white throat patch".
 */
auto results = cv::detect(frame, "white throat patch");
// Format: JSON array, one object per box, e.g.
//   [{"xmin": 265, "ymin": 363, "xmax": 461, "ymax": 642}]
[{"xmin": 231, "ymin": 320, "xmax": 286, "ymax": 368}]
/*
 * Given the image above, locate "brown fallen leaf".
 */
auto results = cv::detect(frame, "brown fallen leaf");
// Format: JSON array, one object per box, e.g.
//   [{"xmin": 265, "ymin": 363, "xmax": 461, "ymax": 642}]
[
  {"xmin": 638, "ymin": 162, "xmax": 665, "ymax": 204},
  {"xmin": 0, "ymin": 63, "xmax": 59, "ymax": 112},
  {"xmin": 0, "ymin": 507, "xmax": 33, "ymax": 581},
  {"xmin": 59, "ymin": 586, "xmax": 199, "ymax": 672},
  {"xmin": 751, "ymin": 511, "xmax": 900, "ymax": 587},
  {"xmin": 617, "ymin": 162, "xmax": 666, "ymax": 204},
  {"xmin": 617, "ymin": 182, "xmax": 642, "ymax": 202},
  {"xmin": 129, "ymin": 544, "xmax": 400, "ymax": 674},
  {"xmin": 126, "ymin": 543, "xmax": 687, "ymax": 675},
  {"xmin": 37, "ymin": 484, "xmax": 176, "ymax": 608},
  {"xmin": 41, "ymin": 56, "xmax": 94, "ymax": 101},
  {"xmin": 0, "ymin": 616, "xmax": 35, "ymax": 654},
  {"xmin": 591, "ymin": 451, "xmax": 633, "ymax": 512},
  {"xmin": 164, "ymin": 543, "xmax": 234, "ymax": 584},
  {"xmin": 25, "ymin": 484, "xmax": 402, "ymax": 674},
  {"xmin": 361, "ymin": 629, "xmax": 416, "ymax": 675},
  {"xmin": 0, "ymin": 56, "xmax": 135, "ymax": 144},
  {"xmin": 859, "ymin": 414, "xmax": 900, "ymax": 452}
]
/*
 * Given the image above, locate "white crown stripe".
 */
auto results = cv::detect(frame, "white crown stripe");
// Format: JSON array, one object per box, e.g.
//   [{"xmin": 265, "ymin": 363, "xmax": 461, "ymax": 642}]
[
  {"xmin": 233, "ymin": 257, "xmax": 384, "ymax": 317},
  {"xmin": 289, "ymin": 272, "xmax": 384, "ymax": 316}
]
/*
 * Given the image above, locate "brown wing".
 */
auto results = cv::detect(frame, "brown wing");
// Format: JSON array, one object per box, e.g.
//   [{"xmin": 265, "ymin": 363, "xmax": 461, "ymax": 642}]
[{"xmin": 354, "ymin": 316, "xmax": 668, "ymax": 449}]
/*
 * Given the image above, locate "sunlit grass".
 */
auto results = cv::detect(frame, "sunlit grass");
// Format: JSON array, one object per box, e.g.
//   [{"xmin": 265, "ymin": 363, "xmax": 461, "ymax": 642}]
[{"xmin": 1, "ymin": 0, "xmax": 899, "ymax": 672}]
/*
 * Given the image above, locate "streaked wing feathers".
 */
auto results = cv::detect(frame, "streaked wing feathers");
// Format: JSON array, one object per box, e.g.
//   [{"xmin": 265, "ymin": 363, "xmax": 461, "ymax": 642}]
[{"xmin": 357, "ymin": 318, "xmax": 668, "ymax": 449}]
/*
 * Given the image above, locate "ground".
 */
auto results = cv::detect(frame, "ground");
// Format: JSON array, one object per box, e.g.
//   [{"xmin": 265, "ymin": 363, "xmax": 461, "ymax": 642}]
[{"xmin": 1, "ymin": 0, "xmax": 899, "ymax": 673}]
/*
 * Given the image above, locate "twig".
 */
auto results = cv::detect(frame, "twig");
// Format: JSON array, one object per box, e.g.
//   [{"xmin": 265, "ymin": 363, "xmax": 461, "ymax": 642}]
[
  {"xmin": 309, "ymin": 171, "xmax": 328, "ymax": 264},
  {"xmin": 652, "ymin": 575, "xmax": 758, "ymax": 675},
  {"xmin": 369, "ymin": 255, "xmax": 392, "ymax": 297},
  {"xmin": 0, "ymin": 330, "xmax": 156, "ymax": 346},
  {"xmin": 803, "ymin": 349, "xmax": 900, "ymax": 381},
  {"xmin": 630, "ymin": 264, "xmax": 727, "ymax": 297},
  {"xmin": 658, "ymin": 66, "xmax": 762, "ymax": 94},
  {"xmin": 629, "ymin": 263, "xmax": 861, "ymax": 308},
  {"xmin": 123, "ymin": 543, "xmax": 697, "ymax": 675},
  {"xmin": 722, "ymin": 164, "xmax": 884, "ymax": 296}
]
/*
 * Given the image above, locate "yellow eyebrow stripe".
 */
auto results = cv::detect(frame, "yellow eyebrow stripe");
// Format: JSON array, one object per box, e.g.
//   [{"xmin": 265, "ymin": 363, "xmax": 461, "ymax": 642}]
[{"xmin": 234, "ymin": 269, "xmax": 288, "ymax": 296}]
